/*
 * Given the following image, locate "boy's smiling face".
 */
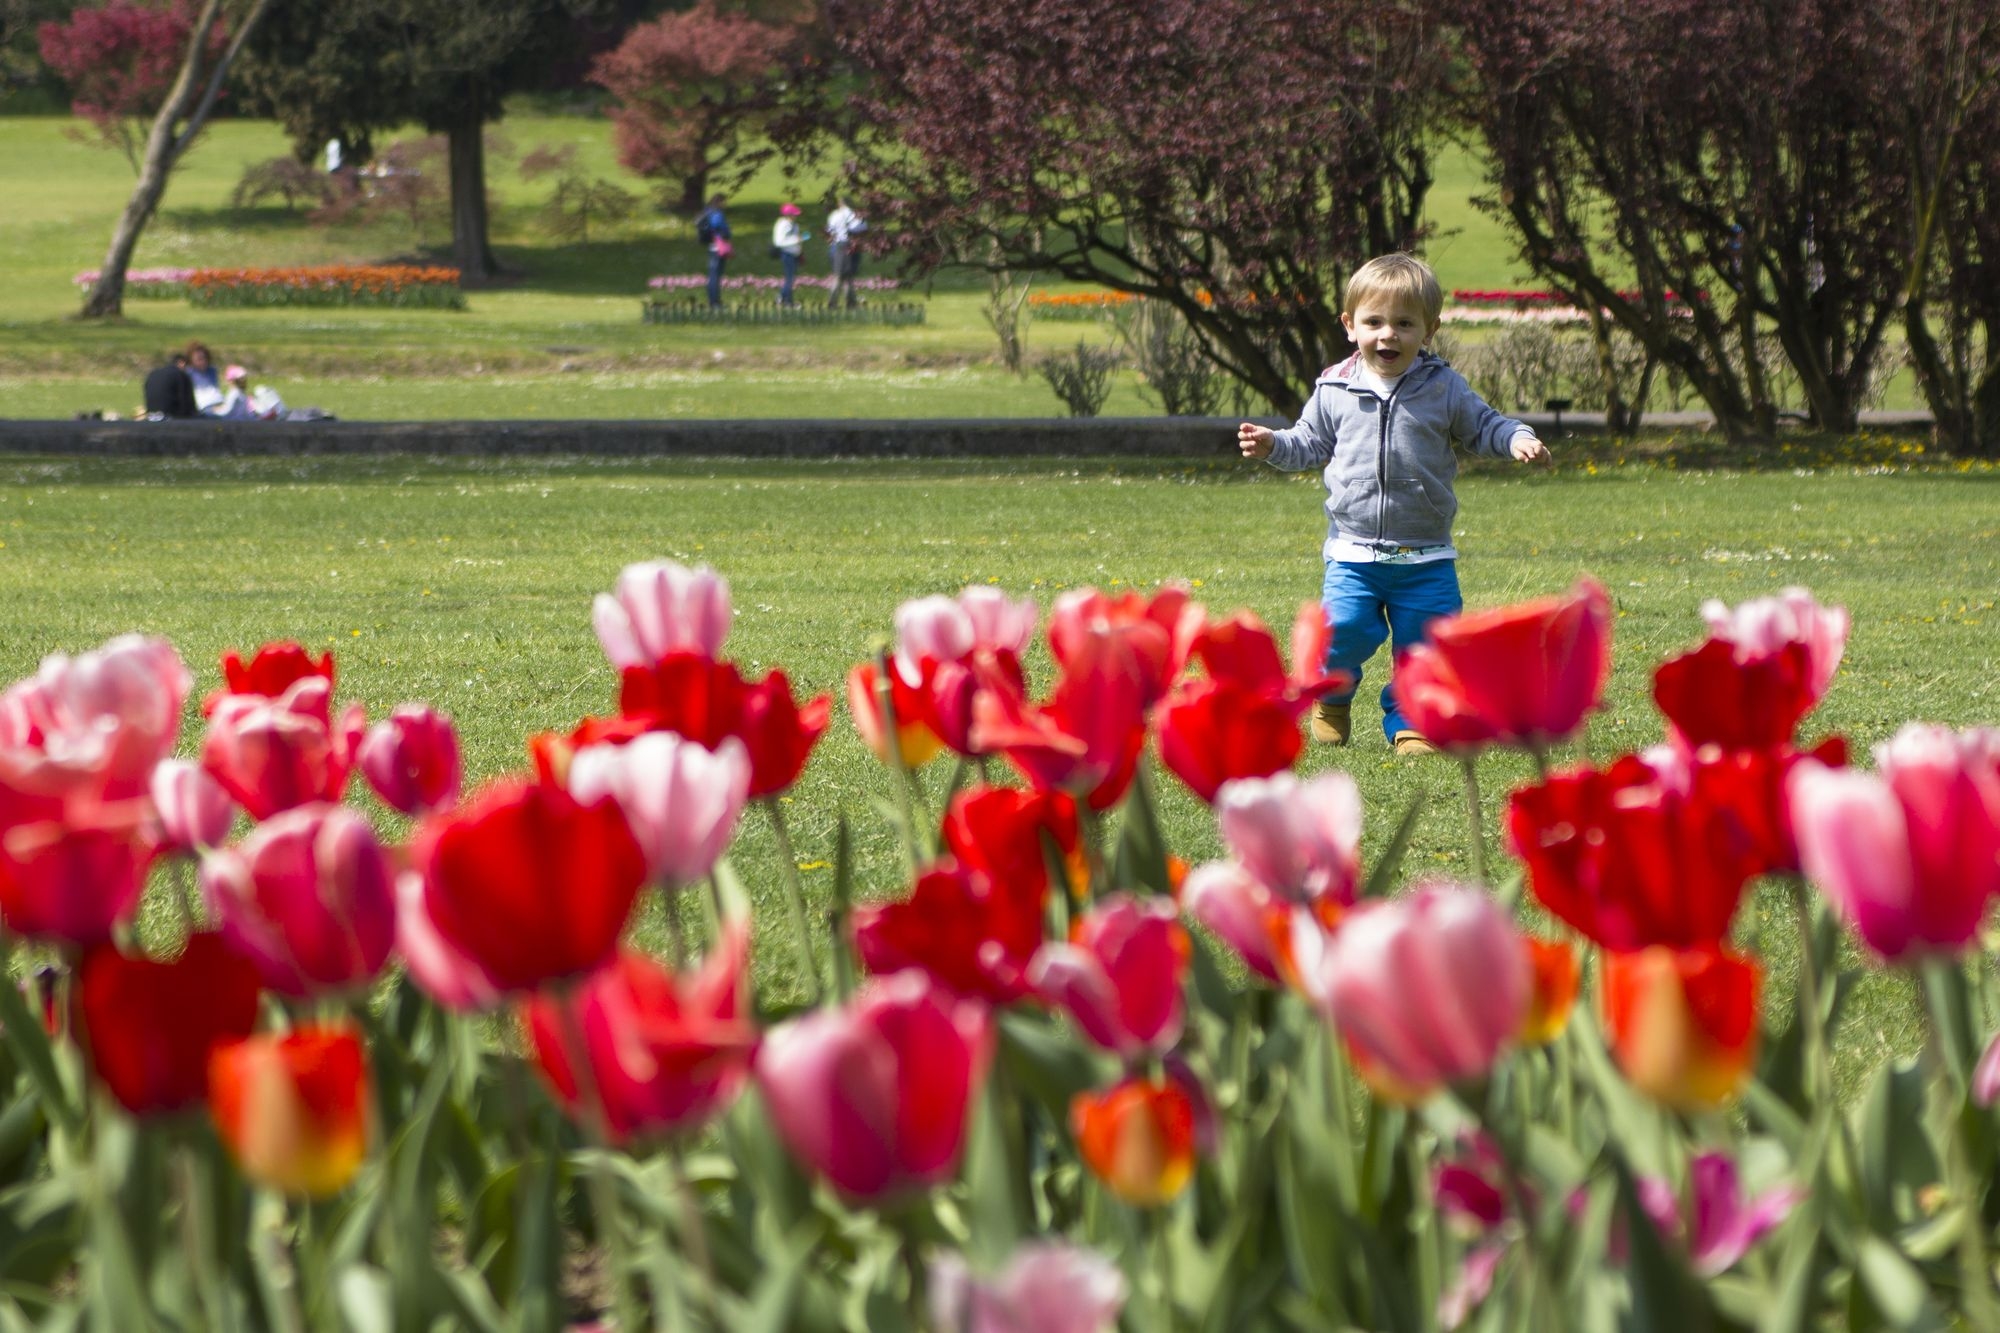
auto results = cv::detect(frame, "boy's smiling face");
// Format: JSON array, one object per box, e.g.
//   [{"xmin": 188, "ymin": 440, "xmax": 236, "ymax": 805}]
[{"xmin": 1341, "ymin": 292, "xmax": 1438, "ymax": 378}]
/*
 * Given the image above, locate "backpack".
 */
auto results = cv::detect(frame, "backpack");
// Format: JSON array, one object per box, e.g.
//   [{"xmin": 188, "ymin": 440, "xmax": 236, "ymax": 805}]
[{"xmin": 696, "ymin": 214, "xmax": 716, "ymax": 246}]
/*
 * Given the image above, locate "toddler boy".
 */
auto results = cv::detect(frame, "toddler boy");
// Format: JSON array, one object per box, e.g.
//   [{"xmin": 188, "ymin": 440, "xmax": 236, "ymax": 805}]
[{"xmin": 1238, "ymin": 253, "xmax": 1549, "ymax": 755}]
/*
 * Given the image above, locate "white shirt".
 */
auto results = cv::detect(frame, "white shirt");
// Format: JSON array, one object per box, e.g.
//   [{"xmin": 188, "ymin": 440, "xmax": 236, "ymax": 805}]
[
  {"xmin": 772, "ymin": 218, "xmax": 804, "ymax": 255},
  {"xmin": 1327, "ymin": 362, "xmax": 1458, "ymax": 565},
  {"xmin": 827, "ymin": 206, "xmax": 863, "ymax": 245}
]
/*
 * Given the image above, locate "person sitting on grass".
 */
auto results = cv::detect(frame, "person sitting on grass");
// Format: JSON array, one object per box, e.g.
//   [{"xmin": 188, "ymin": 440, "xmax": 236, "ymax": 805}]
[
  {"xmin": 186, "ymin": 341, "xmax": 224, "ymax": 414},
  {"xmin": 142, "ymin": 352, "xmax": 196, "ymax": 419},
  {"xmin": 211, "ymin": 365, "xmax": 285, "ymax": 421},
  {"xmin": 1237, "ymin": 252, "xmax": 1551, "ymax": 757}
]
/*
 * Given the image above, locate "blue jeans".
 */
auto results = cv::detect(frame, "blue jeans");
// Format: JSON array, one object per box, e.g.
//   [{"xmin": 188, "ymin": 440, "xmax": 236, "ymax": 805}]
[
  {"xmin": 706, "ymin": 251, "xmax": 727, "ymax": 308},
  {"xmin": 1320, "ymin": 559, "xmax": 1463, "ymax": 742},
  {"xmin": 780, "ymin": 250, "xmax": 799, "ymax": 305}
]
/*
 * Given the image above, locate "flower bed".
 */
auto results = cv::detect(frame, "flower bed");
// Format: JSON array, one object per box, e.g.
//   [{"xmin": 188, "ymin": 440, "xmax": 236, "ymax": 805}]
[
  {"xmin": 641, "ymin": 299, "xmax": 926, "ymax": 326},
  {"xmin": 185, "ymin": 265, "xmax": 465, "ymax": 309},
  {"xmin": 71, "ymin": 267, "xmax": 197, "ymax": 299},
  {"xmin": 1453, "ymin": 286, "xmax": 1699, "ymax": 308},
  {"xmin": 2, "ymin": 562, "xmax": 1997, "ymax": 1329},
  {"xmin": 1027, "ymin": 290, "xmax": 1140, "ymax": 320}
]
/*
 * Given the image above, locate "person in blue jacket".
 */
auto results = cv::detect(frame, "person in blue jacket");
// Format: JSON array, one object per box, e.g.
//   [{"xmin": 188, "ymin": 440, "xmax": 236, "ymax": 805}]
[{"xmin": 696, "ymin": 195, "xmax": 733, "ymax": 310}]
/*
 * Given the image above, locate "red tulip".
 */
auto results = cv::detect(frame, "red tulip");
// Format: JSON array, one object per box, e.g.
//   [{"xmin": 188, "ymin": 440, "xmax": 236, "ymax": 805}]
[
  {"xmin": 201, "ymin": 676, "xmax": 365, "ymax": 820},
  {"xmin": 201, "ymin": 804, "xmax": 396, "ymax": 997},
  {"xmin": 209, "ymin": 641, "xmax": 335, "ymax": 713},
  {"xmin": 1518, "ymin": 936, "xmax": 1580, "ymax": 1046},
  {"xmin": 357, "ymin": 703, "xmax": 461, "ymax": 816},
  {"xmin": 1657, "ymin": 588, "xmax": 1849, "ymax": 750},
  {"xmin": 1789, "ymin": 725, "xmax": 2000, "ymax": 962},
  {"xmin": 971, "ymin": 638, "xmax": 1148, "ymax": 811},
  {"xmin": 1506, "ymin": 748, "xmax": 1766, "ymax": 951},
  {"xmin": 734, "ymin": 668, "xmax": 831, "ymax": 797},
  {"xmin": 150, "ymin": 758, "xmax": 236, "ymax": 853},
  {"xmin": 394, "ymin": 869, "xmax": 500, "ymax": 1012},
  {"xmin": 76, "ymin": 934, "xmax": 261, "ymax": 1116},
  {"xmin": 616, "ymin": 654, "xmax": 829, "ymax": 798},
  {"xmin": 0, "ymin": 788, "xmax": 153, "ymax": 946},
  {"xmin": 592, "ymin": 560, "xmax": 732, "ymax": 667},
  {"xmin": 1214, "ymin": 771, "xmax": 1363, "ymax": 908},
  {"xmin": 1294, "ymin": 883, "xmax": 1528, "ymax": 1103},
  {"xmin": 847, "ymin": 659, "xmax": 948, "ymax": 768},
  {"xmin": 1396, "ymin": 578, "xmax": 1611, "ymax": 752},
  {"xmin": 941, "ymin": 784, "xmax": 1082, "ymax": 904},
  {"xmin": 209, "ymin": 1024, "xmax": 371, "ymax": 1197},
  {"xmin": 1702, "ymin": 587, "xmax": 1848, "ymax": 697},
  {"xmin": 1071, "ymin": 1074, "xmax": 1198, "ymax": 1206},
  {"xmin": 1047, "ymin": 586, "xmax": 1204, "ymax": 709},
  {"xmin": 1154, "ymin": 677, "xmax": 1306, "ymax": 804},
  {"xmin": 1600, "ymin": 946, "xmax": 1760, "ymax": 1111},
  {"xmin": 1030, "ymin": 893, "xmax": 1190, "ymax": 1058},
  {"xmin": 415, "ymin": 778, "xmax": 649, "ymax": 994},
  {"xmin": 854, "ymin": 860, "xmax": 1045, "ymax": 1002},
  {"xmin": 1394, "ymin": 648, "xmax": 1505, "ymax": 756},
  {"xmin": 754, "ymin": 970, "xmax": 993, "ymax": 1200},
  {"xmin": 523, "ymin": 920, "xmax": 756, "ymax": 1142}
]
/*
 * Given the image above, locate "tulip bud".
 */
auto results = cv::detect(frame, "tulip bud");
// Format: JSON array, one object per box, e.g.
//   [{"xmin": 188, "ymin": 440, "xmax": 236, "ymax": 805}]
[
  {"xmin": 1071, "ymin": 1074, "xmax": 1198, "ymax": 1207},
  {"xmin": 1030, "ymin": 893, "xmax": 1189, "ymax": 1059},
  {"xmin": 151, "ymin": 758, "xmax": 236, "ymax": 853},
  {"xmin": 358, "ymin": 703, "xmax": 461, "ymax": 816},
  {"xmin": 592, "ymin": 560, "xmax": 732, "ymax": 668},
  {"xmin": 1518, "ymin": 936, "xmax": 1580, "ymax": 1046},
  {"xmin": 1600, "ymin": 946, "xmax": 1760, "ymax": 1111},
  {"xmin": 209, "ymin": 1024, "xmax": 371, "ymax": 1198}
]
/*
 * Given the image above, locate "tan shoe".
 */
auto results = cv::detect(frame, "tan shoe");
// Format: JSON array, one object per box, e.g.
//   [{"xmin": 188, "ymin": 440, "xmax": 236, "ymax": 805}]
[
  {"xmin": 1393, "ymin": 730, "xmax": 1439, "ymax": 757},
  {"xmin": 1311, "ymin": 700, "xmax": 1352, "ymax": 746}
]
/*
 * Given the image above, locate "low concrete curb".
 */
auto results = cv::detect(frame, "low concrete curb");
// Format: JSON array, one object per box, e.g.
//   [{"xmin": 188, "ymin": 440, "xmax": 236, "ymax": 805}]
[{"xmin": 0, "ymin": 410, "xmax": 1932, "ymax": 459}]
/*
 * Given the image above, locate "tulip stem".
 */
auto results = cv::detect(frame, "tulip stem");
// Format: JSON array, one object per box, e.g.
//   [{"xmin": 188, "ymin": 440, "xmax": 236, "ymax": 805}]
[
  {"xmin": 1529, "ymin": 747, "xmax": 1550, "ymax": 782},
  {"xmin": 893, "ymin": 1209, "xmax": 929, "ymax": 1326},
  {"xmin": 1459, "ymin": 758, "xmax": 1489, "ymax": 885},
  {"xmin": 177, "ymin": 1140, "xmax": 235, "ymax": 1333},
  {"xmin": 664, "ymin": 1142, "xmax": 721, "ymax": 1332},
  {"xmin": 1150, "ymin": 1206, "xmax": 1176, "ymax": 1330},
  {"xmin": 555, "ymin": 999, "xmax": 643, "ymax": 1333},
  {"xmin": 1789, "ymin": 878, "xmax": 1828, "ymax": 1103},
  {"xmin": 761, "ymin": 798, "xmax": 824, "ymax": 1004},
  {"xmin": 661, "ymin": 896, "xmax": 688, "ymax": 971}
]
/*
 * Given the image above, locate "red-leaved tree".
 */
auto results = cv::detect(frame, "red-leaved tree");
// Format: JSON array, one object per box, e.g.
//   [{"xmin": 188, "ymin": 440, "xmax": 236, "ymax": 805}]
[
  {"xmin": 804, "ymin": 0, "xmax": 1446, "ymax": 414},
  {"xmin": 39, "ymin": 0, "xmax": 225, "ymax": 169},
  {"xmin": 1452, "ymin": 0, "xmax": 1909, "ymax": 440},
  {"xmin": 591, "ymin": 1, "xmax": 801, "ymax": 215}
]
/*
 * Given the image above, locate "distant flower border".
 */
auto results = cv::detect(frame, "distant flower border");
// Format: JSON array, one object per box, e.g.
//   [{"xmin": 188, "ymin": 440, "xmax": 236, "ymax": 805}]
[
  {"xmin": 648, "ymin": 275, "xmax": 902, "ymax": 293},
  {"xmin": 187, "ymin": 266, "xmax": 465, "ymax": 310},
  {"xmin": 72, "ymin": 268, "xmax": 197, "ymax": 300},
  {"xmin": 641, "ymin": 299, "xmax": 926, "ymax": 327}
]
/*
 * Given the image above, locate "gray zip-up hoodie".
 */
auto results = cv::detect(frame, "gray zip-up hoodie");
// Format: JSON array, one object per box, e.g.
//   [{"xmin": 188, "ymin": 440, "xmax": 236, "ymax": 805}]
[{"xmin": 1265, "ymin": 350, "xmax": 1527, "ymax": 552}]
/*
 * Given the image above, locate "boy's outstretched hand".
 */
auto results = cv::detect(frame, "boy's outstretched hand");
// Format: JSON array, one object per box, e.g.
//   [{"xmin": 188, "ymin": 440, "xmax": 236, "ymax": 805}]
[
  {"xmin": 1238, "ymin": 423, "xmax": 1274, "ymax": 459},
  {"xmin": 1510, "ymin": 433, "xmax": 1552, "ymax": 465}
]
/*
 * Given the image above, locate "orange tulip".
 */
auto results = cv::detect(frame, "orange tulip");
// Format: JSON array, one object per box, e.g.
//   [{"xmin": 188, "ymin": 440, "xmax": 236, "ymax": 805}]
[
  {"xmin": 209, "ymin": 1025, "xmax": 370, "ymax": 1197},
  {"xmin": 1518, "ymin": 936, "xmax": 1581, "ymax": 1046},
  {"xmin": 1600, "ymin": 946, "xmax": 1760, "ymax": 1111},
  {"xmin": 1071, "ymin": 1076, "xmax": 1197, "ymax": 1207}
]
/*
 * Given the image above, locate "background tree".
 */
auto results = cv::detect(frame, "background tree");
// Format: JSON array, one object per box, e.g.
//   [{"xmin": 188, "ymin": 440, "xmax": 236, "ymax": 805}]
[
  {"xmin": 1881, "ymin": 0, "xmax": 2000, "ymax": 457},
  {"xmin": 520, "ymin": 142, "xmax": 636, "ymax": 246},
  {"xmin": 236, "ymin": 0, "xmax": 610, "ymax": 284},
  {"xmin": 1452, "ymin": 0, "xmax": 1908, "ymax": 440},
  {"xmin": 2, "ymin": 0, "xmax": 72, "ymax": 97},
  {"xmin": 37, "ymin": 0, "xmax": 227, "ymax": 168},
  {"xmin": 67, "ymin": 0, "xmax": 276, "ymax": 317},
  {"xmin": 590, "ymin": 1, "xmax": 801, "ymax": 216},
  {"xmin": 805, "ymin": 0, "xmax": 1445, "ymax": 415}
]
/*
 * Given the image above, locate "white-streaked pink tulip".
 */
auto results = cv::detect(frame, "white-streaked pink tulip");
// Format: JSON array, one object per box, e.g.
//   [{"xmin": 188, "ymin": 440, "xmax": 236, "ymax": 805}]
[
  {"xmin": 1296, "ymin": 883, "xmax": 1528, "ymax": 1102},
  {"xmin": 0, "ymin": 634, "xmax": 190, "ymax": 794},
  {"xmin": 200, "ymin": 803, "xmax": 396, "ymax": 997},
  {"xmin": 358, "ymin": 703, "xmax": 461, "ymax": 816},
  {"xmin": 1215, "ymin": 771, "xmax": 1363, "ymax": 906},
  {"xmin": 592, "ymin": 560, "xmax": 731, "ymax": 668},
  {"xmin": 1182, "ymin": 861, "xmax": 1285, "ymax": 984},
  {"xmin": 929, "ymin": 1241, "xmax": 1127, "ymax": 1333},
  {"xmin": 567, "ymin": 732, "xmax": 750, "ymax": 889},
  {"xmin": 1701, "ymin": 586, "xmax": 1849, "ymax": 700},
  {"xmin": 150, "ymin": 758, "xmax": 236, "ymax": 853},
  {"xmin": 1790, "ymin": 726, "xmax": 2000, "ymax": 961},
  {"xmin": 394, "ymin": 869, "xmax": 501, "ymax": 1012},
  {"xmin": 1029, "ymin": 892, "xmax": 1189, "ymax": 1058},
  {"xmin": 201, "ymin": 676, "xmax": 365, "ymax": 821}
]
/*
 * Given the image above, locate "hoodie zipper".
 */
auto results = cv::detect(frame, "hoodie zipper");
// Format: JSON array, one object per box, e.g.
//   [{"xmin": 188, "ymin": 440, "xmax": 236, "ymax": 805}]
[{"xmin": 1374, "ymin": 373, "xmax": 1407, "ymax": 544}]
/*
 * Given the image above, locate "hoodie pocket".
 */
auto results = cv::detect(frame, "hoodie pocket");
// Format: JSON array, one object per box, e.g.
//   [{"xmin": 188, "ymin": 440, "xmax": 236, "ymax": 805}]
[{"xmin": 1328, "ymin": 475, "xmax": 1379, "ymax": 534}]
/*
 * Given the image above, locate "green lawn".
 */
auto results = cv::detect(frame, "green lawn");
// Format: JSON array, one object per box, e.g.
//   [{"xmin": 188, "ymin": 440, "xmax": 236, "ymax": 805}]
[
  {"xmin": 0, "ymin": 114, "xmax": 1539, "ymax": 419},
  {"xmin": 1, "ymin": 450, "xmax": 1992, "ymax": 1080}
]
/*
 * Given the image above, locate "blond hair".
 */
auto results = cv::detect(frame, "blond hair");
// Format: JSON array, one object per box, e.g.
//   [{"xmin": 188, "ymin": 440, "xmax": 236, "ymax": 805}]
[{"xmin": 1343, "ymin": 254, "xmax": 1442, "ymax": 326}]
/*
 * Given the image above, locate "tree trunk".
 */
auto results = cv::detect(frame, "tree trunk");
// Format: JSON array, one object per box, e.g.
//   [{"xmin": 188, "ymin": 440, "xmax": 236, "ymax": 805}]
[
  {"xmin": 80, "ymin": 0, "xmax": 275, "ymax": 318},
  {"xmin": 677, "ymin": 170, "xmax": 709, "ymax": 217},
  {"xmin": 448, "ymin": 101, "xmax": 500, "ymax": 285}
]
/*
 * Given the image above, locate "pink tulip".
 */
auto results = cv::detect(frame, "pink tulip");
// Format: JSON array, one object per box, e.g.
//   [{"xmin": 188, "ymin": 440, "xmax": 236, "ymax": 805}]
[
  {"xmin": 567, "ymin": 732, "xmax": 749, "ymax": 889},
  {"xmin": 1790, "ymin": 725, "xmax": 2000, "ymax": 961},
  {"xmin": 523, "ymin": 920, "xmax": 756, "ymax": 1142},
  {"xmin": 394, "ymin": 869, "xmax": 501, "ymax": 1012},
  {"xmin": 358, "ymin": 703, "xmax": 461, "ymax": 816},
  {"xmin": 753, "ymin": 969, "xmax": 993, "ymax": 1200},
  {"xmin": 1215, "ymin": 771, "xmax": 1363, "ymax": 907},
  {"xmin": 1181, "ymin": 861, "xmax": 1286, "ymax": 984},
  {"xmin": 1640, "ymin": 1152, "xmax": 1801, "ymax": 1277},
  {"xmin": 201, "ymin": 803, "xmax": 396, "ymax": 997},
  {"xmin": 958, "ymin": 586, "xmax": 1039, "ymax": 657},
  {"xmin": 592, "ymin": 560, "xmax": 731, "ymax": 668},
  {"xmin": 150, "ymin": 758, "xmax": 236, "ymax": 853},
  {"xmin": 929, "ymin": 1241, "xmax": 1127, "ymax": 1333},
  {"xmin": 1029, "ymin": 892, "xmax": 1190, "ymax": 1059},
  {"xmin": 1295, "ymin": 883, "xmax": 1528, "ymax": 1101},
  {"xmin": 0, "ymin": 633, "xmax": 190, "ymax": 795},
  {"xmin": 1438, "ymin": 1241, "xmax": 1506, "ymax": 1331},
  {"xmin": 1701, "ymin": 587, "xmax": 1848, "ymax": 701},
  {"xmin": 202, "ymin": 676, "xmax": 365, "ymax": 821}
]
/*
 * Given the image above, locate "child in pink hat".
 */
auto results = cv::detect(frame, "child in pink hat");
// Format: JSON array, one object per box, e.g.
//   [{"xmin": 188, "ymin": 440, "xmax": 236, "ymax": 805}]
[{"xmin": 772, "ymin": 203, "xmax": 811, "ymax": 307}]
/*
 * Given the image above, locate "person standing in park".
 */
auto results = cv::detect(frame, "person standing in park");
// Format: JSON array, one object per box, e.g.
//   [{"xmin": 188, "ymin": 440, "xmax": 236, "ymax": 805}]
[
  {"xmin": 696, "ymin": 194, "xmax": 733, "ymax": 310},
  {"xmin": 826, "ymin": 196, "xmax": 866, "ymax": 310},
  {"xmin": 772, "ymin": 203, "xmax": 809, "ymax": 308},
  {"xmin": 1237, "ymin": 253, "xmax": 1551, "ymax": 756}
]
